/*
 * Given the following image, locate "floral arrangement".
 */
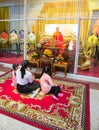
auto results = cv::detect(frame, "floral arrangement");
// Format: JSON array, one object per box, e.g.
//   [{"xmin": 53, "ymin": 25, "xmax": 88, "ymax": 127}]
[
  {"xmin": 0, "ymin": 32, "xmax": 8, "ymax": 44},
  {"xmin": 43, "ymin": 49, "xmax": 52, "ymax": 57},
  {"xmin": 0, "ymin": 32, "xmax": 8, "ymax": 40},
  {"xmin": 27, "ymin": 52, "xmax": 39, "ymax": 61},
  {"xmin": 27, "ymin": 32, "xmax": 36, "ymax": 44},
  {"xmin": 32, "ymin": 52, "xmax": 39, "ymax": 58},
  {"xmin": 9, "ymin": 32, "xmax": 18, "ymax": 44},
  {"xmin": 19, "ymin": 30, "xmax": 24, "ymax": 44},
  {"xmin": 37, "ymin": 43, "xmax": 42, "ymax": 48},
  {"xmin": 55, "ymin": 54, "xmax": 64, "ymax": 63}
]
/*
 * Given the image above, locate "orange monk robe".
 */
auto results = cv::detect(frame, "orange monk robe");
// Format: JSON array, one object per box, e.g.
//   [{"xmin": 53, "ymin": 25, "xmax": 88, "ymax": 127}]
[{"xmin": 53, "ymin": 31, "xmax": 63, "ymax": 47}]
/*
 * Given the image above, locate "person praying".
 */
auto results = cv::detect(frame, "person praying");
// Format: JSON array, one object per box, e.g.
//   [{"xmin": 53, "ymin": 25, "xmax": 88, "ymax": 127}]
[
  {"xmin": 16, "ymin": 60, "xmax": 40, "ymax": 96},
  {"xmin": 40, "ymin": 65, "xmax": 63, "ymax": 101}
]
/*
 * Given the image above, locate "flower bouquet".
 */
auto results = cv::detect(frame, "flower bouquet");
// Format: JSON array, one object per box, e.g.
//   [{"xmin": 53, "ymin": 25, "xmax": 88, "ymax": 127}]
[
  {"xmin": 9, "ymin": 32, "xmax": 18, "ymax": 44},
  {"xmin": 32, "ymin": 52, "xmax": 39, "ymax": 58},
  {"xmin": 43, "ymin": 49, "xmax": 53, "ymax": 57},
  {"xmin": 0, "ymin": 32, "xmax": 8, "ymax": 44},
  {"xmin": 19, "ymin": 30, "xmax": 24, "ymax": 44},
  {"xmin": 27, "ymin": 52, "xmax": 39, "ymax": 61},
  {"xmin": 27, "ymin": 32, "xmax": 36, "ymax": 45},
  {"xmin": 55, "ymin": 54, "xmax": 64, "ymax": 63}
]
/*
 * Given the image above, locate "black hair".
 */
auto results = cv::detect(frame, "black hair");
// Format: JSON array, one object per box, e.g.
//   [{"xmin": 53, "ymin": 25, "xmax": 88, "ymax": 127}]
[
  {"xmin": 20, "ymin": 60, "xmax": 30, "ymax": 79},
  {"xmin": 10, "ymin": 29, "xmax": 17, "ymax": 34},
  {"xmin": 41, "ymin": 63, "xmax": 52, "ymax": 77},
  {"xmin": 12, "ymin": 63, "xmax": 19, "ymax": 71}
]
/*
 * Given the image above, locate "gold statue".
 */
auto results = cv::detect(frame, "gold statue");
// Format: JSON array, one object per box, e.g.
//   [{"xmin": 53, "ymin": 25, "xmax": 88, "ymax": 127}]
[{"xmin": 79, "ymin": 33, "xmax": 98, "ymax": 70}]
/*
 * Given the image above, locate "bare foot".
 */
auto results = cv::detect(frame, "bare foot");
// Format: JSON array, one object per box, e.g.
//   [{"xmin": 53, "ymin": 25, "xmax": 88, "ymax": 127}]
[
  {"xmin": 30, "ymin": 88, "xmax": 40, "ymax": 98},
  {"xmin": 52, "ymin": 95, "xmax": 59, "ymax": 101},
  {"xmin": 58, "ymin": 93, "xmax": 64, "ymax": 97}
]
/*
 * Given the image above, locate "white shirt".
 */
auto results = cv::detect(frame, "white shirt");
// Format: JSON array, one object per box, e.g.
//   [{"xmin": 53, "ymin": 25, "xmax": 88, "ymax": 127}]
[{"xmin": 16, "ymin": 68, "xmax": 33, "ymax": 85}]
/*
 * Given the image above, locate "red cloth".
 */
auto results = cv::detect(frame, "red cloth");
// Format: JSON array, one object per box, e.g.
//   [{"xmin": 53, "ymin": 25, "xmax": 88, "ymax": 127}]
[{"xmin": 53, "ymin": 32, "xmax": 63, "ymax": 42}]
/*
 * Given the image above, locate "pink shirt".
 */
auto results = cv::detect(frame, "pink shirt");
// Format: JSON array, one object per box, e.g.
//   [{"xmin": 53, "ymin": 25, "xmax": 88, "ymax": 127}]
[{"xmin": 40, "ymin": 73, "xmax": 55, "ymax": 94}]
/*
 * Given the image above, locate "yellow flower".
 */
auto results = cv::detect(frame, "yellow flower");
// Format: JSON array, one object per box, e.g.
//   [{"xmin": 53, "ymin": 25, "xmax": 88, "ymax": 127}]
[
  {"xmin": 32, "ymin": 52, "xmax": 38, "ymax": 58},
  {"xmin": 56, "ymin": 54, "xmax": 64, "ymax": 62},
  {"xmin": 43, "ymin": 49, "xmax": 52, "ymax": 57}
]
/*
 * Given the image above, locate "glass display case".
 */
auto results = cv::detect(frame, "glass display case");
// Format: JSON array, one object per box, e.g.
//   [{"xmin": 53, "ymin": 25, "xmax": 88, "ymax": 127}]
[{"xmin": 0, "ymin": 0, "xmax": 99, "ymax": 82}]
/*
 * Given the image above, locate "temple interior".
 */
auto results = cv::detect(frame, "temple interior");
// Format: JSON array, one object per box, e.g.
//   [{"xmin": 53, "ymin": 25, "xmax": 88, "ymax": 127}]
[{"xmin": 0, "ymin": 1, "xmax": 99, "ymax": 130}]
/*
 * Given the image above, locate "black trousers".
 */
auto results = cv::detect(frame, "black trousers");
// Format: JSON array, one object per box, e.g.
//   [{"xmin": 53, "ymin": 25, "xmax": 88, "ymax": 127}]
[
  {"xmin": 17, "ymin": 81, "xmax": 40, "ymax": 94},
  {"xmin": 48, "ymin": 86, "xmax": 61, "ymax": 97}
]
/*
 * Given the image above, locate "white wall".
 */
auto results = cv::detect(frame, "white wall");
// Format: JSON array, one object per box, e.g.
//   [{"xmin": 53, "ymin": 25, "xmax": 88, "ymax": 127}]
[{"xmin": 10, "ymin": 1, "xmax": 44, "ymax": 33}]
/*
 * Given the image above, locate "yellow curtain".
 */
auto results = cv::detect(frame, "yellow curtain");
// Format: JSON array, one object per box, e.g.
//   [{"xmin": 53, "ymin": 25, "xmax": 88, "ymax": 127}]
[
  {"xmin": 32, "ymin": 1, "xmax": 89, "ymax": 43},
  {"xmin": 0, "ymin": 7, "xmax": 10, "ymax": 33}
]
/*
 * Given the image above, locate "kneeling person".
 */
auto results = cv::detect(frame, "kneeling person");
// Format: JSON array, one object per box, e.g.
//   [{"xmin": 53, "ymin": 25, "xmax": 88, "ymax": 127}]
[{"xmin": 16, "ymin": 60, "xmax": 40, "ymax": 96}]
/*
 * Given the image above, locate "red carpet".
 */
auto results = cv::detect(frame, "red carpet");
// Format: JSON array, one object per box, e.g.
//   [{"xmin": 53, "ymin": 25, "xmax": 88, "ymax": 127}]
[
  {"xmin": 77, "ymin": 60, "xmax": 99, "ymax": 77},
  {"xmin": 0, "ymin": 72, "xmax": 90, "ymax": 130},
  {"xmin": 0, "ymin": 54, "xmax": 23, "ymax": 65}
]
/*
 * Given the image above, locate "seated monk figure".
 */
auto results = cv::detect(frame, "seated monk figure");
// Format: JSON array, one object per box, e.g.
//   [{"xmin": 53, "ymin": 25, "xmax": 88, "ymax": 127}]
[{"xmin": 53, "ymin": 27, "xmax": 63, "ymax": 47}]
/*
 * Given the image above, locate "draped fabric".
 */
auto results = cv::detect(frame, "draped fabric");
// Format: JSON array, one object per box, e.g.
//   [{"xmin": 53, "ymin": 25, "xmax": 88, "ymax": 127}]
[
  {"xmin": 32, "ymin": 0, "xmax": 89, "ymax": 42},
  {"xmin": 0, "ymin": 7, "xmax": 10, "ymax": 33}
]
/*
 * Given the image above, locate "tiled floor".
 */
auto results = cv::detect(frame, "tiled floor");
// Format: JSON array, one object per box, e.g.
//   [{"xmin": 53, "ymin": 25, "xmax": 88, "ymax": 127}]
[
  {"xmin": 90, "ymin": 89, "xmax": 99, "ymax": 130},
  {"xmin": 0, "ymin": 113, "xmax": 40, "ymax": 130},
  {"xmin": 0, "ymin": 64, "xmax": 11, "ymax": 77},
  {"xmin": 0, "ymin": 63, "xmax": 99, "ymax": 130}
]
